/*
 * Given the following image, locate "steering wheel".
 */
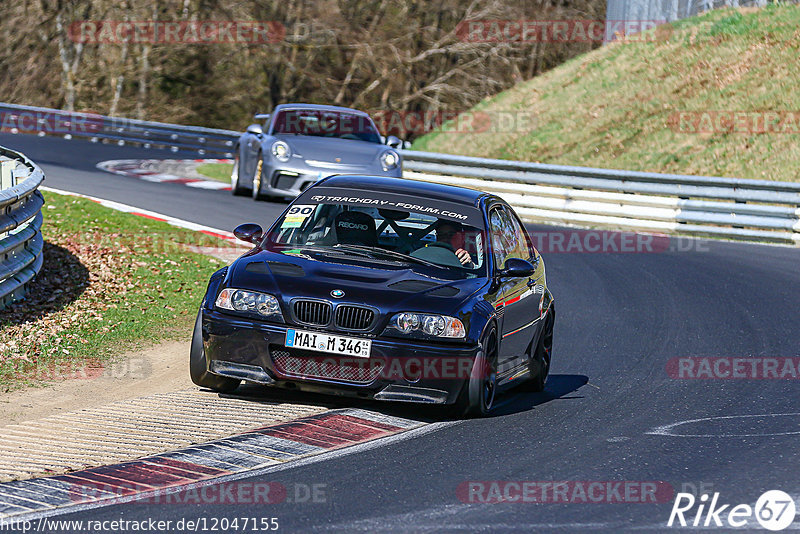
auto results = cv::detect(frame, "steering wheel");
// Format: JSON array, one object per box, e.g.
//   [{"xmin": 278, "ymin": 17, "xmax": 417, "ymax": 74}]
[
  {"xmin": 410, "ymin": 241, "xmax": 463, "ymax": 268},
  {"xmin": 427, "ymin": 241, "xmax": 455, "ymax": 252}
]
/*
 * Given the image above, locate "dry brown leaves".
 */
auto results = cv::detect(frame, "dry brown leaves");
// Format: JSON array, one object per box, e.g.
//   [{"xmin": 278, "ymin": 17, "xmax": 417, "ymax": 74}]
[{"xmin": 0, "ymin": 233, "xmax": 141, "ymax": 363}]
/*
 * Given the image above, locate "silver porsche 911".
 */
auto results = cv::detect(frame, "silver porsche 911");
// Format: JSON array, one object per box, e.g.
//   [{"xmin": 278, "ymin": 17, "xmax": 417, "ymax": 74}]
[{"xmin": 230, "ymin": 103, "xmax": 403, "ymax": 200}]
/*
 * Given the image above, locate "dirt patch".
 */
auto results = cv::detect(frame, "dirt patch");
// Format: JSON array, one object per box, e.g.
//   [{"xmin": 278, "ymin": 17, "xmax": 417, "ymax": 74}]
[{"xmin": 0, "ymin": 338, "xmax": 192, "ymax": 425}]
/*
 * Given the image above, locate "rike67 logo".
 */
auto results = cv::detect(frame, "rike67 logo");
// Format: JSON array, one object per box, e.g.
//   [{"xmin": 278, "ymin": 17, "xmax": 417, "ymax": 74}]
[{"xmin": 668, "ymin": 490, "xmax": 796, "ymax": 531}]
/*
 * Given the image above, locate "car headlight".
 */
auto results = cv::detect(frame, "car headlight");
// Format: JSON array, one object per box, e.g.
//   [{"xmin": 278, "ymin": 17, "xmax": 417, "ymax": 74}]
[
  {"xmin": 384, "ymin": 312, "xmax": 465, "ymax": 339},
  {"xmin": 380, "ymin": 150, "xmax": 399, "ymax": 170},
  {"xmin": 215, "ymin": 288, "xmax": 284, "ymax": 322},
  {"xmin": 271, "ymin": 141, "xmax": 291, "ymax": 162}
]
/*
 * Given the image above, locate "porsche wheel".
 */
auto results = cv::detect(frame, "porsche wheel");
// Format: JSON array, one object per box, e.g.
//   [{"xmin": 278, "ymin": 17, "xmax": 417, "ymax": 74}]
[
  {"xmin": 456, "ymin": 327, "xmax": 498, "ymax": 417},
  {"xmin": 189, "ymin": 311, "xmax": 240, "ymax": 393},
  {"xmin": 230, "ymin": 152, "xmax": 248, "ymax": 196},
  {"xmin": 251, "ymin": 156, "xmax": 265, "ymax": 201}
]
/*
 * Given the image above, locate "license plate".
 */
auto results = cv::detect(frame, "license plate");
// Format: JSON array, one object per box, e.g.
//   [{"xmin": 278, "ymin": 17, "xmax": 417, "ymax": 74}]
[{"xmin": 285, "ymin": 329, "xmax": 371, "ymax": 358}]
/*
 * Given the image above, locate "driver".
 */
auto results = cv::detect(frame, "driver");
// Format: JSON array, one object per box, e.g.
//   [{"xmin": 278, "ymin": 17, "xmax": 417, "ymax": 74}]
[{"xmin": 437, "ymin": 221, "xmax": 474, "ymax": 267}]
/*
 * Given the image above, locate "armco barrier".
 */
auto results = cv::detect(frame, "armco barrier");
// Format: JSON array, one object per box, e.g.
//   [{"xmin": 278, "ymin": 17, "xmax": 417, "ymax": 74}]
[
  {"xmin": 0, "ymin": 102, "xmax": 239, "ymax": 157},
  {"xmin": 401, "ymin": 151, "xmax": 800, "ymax": 245},
  {"xmin": 0, "ymin": 146, "xmax": 45, "ymax": 309},
  {"xmin": 2, "ymin": 101, "xmax": 798, "ymax": 244}
]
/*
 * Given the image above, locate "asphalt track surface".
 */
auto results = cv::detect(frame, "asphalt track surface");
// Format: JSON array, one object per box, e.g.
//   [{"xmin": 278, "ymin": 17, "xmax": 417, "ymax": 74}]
[{"xmin": 3, "ymin": 132, "xmax": 800, "ymax": 532}]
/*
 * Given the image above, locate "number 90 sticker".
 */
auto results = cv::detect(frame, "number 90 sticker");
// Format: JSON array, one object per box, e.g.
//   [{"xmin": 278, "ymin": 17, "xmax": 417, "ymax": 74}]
[{"xmin": 281, "ymin": 205, "xmax": 316, "ymax": 228}]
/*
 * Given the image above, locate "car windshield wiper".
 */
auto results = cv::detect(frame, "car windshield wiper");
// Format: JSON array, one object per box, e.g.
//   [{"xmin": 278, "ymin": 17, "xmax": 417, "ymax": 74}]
[
  {"xmin": 277, "ymin": 244, "xmax": 373, "ymax": 257},
  {"xmin": 332, "ymin": 244, "xmax": 441, "ymax": 268}
]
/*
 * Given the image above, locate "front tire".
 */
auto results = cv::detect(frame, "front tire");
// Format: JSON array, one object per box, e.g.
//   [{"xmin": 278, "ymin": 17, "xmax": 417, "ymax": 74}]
[
  {"xmin": 230, "ymin": 152, "xmax": 249, "ymax": 196},
  {"xmin": 455, "ymin": 327, "xmax": 498, "ymax": 417},
  {"xmin": 189, "ymin": 310, "xmax": 240, "ymax": 393},
  {"xmin": 252, "ymin": 156, "xmax": 266, "ymax": 201}
]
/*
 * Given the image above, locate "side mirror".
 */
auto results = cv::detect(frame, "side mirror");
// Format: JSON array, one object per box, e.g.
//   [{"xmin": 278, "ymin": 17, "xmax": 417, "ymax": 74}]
[
  {"xmin": 233, "ymin": 223, "xmax": 263, "ymax": 244},
  {"xmin": 497, "ymin": 257, "xmax": 535, "ymax": 278},
  {"xmin": 385, "ymin": 135, "xmax": 402, "ymax": 148},
  {"xmin": 246, "ymin": 124, "xmax": 263, "ymax": 136}
]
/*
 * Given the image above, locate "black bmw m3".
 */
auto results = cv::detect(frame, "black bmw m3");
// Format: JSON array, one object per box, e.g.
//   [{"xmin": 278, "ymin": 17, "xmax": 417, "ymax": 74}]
[{"xmin": 190, "ymin": 175, "xmax": 554, "ymax": 416}]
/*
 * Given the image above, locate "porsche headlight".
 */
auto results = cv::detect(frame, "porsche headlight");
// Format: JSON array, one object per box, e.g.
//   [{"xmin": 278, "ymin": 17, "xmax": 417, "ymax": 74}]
[
  {"xmin": 215, "ymin": 288, "xmax": 284, "ymax": 322},
  {"xmin": 271, "ymin": 141, "xmax": 291, "ymax": 162},
  {"xmin": 380, "ymin": 150, "xmax": 399, "ymax": 170},
  {"xmin": 384, "ymin": 312, "xmax": 465, "ymax": 339}
]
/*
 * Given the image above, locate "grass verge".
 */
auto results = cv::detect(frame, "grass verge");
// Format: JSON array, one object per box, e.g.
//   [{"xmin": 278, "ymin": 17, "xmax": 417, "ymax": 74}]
[
  {"xmin": 0, "ymin": 192, "xmax": 232, "ymax": 391},
  {"xmin": 412, "ymin": 5, "xmax": 800, "ymax": 182},
  {"xmin": 196, "ymin": 163, "xmax": 233, "ymax": 183}
]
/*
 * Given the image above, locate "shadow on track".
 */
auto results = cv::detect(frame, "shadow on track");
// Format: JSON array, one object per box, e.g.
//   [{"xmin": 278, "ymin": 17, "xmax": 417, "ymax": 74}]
[
  {"xmin": 490, "ymin": 373, "xmax": 590, "ymax": 417},
  {"xmin": 203, "ymin": 373, "xmax": 589, "ymax": 423}
]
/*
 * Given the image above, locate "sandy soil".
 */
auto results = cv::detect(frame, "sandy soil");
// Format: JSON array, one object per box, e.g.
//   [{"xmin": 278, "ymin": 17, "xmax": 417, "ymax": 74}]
[{"xmin": 0, "ymin": 338, "xmax": 193, "ymax": 425}]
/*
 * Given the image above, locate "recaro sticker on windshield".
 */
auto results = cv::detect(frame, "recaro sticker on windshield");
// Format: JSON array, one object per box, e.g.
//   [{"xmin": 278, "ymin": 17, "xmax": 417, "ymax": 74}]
[{"xmin": 281, "ymin": 205, "xmax": 316, "ymax": 228}]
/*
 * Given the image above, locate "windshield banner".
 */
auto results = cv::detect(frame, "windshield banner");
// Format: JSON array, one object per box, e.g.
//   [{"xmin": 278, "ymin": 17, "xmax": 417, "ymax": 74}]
[{"xmin": 302, "ymin": 187, "xmax": 484, "ymax": 226}]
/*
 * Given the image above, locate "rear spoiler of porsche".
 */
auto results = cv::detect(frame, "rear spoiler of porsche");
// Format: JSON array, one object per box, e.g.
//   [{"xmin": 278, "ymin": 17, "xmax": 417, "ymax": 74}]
[{"xmin": 254, "ymin": 113, "xmax": 270, "ymax": 121}]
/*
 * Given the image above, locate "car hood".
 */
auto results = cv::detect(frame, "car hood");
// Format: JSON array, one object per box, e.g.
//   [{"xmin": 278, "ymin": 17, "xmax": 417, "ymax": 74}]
[
  {"xmin": 228, "ymin": 248, "xmax": 486, "ymax": 317},
  {"xmin": 273, "ymin": 135, "xmax": 390, "ymax": 165}
]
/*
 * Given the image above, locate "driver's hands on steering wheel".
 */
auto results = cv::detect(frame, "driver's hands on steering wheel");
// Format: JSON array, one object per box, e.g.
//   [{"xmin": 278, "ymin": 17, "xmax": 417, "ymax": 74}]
[{"xmin": 455, "ymin": 248, "xmax": 473, "ymax": 267}]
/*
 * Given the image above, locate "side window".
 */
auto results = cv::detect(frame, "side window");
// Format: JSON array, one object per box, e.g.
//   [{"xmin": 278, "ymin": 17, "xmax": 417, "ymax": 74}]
[
  {"xmin": 489, "ymin": 209, "xmax": 509, "ymax": 268},
  {"xmin": 494, "ymin": 207, "xmax": 527, "ymax": 264},
  {"xmin": 504, "ymin": 208, "xmax": 535, "ymax": 261}
]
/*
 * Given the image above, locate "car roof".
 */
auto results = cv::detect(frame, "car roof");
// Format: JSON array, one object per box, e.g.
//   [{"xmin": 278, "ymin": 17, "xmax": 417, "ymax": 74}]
[
  {"xmin": 273, "ymin": 103, "xmax": 371, "ymax": 116},
  {"xmin": 316, "ymin": 175, "xmax": 490, "ymax": 207}
]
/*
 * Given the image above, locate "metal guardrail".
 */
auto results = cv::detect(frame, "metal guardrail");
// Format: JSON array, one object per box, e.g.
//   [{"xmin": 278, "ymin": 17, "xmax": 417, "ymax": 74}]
[
  {"xmin": 0, "ymin": 146, "xmax": 45, "ymax": 310},
  {"xmin": 401, "ymin": 151, "xmax": 800, "ymax": 244},
  {"xmin": 1, "ymin": 101, "xmax": 798, "ymax": 244},
  {"xmin": 0, "ymin": 102, "xmax": 239, "ymax": 157}
]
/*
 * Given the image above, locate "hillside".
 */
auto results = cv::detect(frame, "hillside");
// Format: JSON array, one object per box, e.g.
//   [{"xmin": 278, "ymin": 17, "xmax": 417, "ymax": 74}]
[{"xmin": 412, "ymin": 5, "xmax": 800, "ymax": 182}]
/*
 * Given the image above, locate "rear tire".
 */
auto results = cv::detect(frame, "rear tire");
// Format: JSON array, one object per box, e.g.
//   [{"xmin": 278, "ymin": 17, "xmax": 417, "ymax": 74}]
[
  {"xmin": 189, "ymin": 310, "xmax": 240, "ymax": 393},
  {"xmin": 230, "ymin": 152, "xmax": 249, "ymax": 196},
  {"xmin": 526, "ymin": 308, "xmax": 554, "ymax": 393},
  {"xmin": 455, "ymin": 327, "xmax": 498, "ymax": 418}
]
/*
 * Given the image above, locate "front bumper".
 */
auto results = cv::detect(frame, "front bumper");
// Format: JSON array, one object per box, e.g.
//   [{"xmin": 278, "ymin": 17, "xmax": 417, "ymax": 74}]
[
  {"xmin": 202, "ymin": 309, "xmax": 476, "ymax": 405},
  {"xmin": 260, "ymin": 160, "xmax": 402, "ymax": 197}
]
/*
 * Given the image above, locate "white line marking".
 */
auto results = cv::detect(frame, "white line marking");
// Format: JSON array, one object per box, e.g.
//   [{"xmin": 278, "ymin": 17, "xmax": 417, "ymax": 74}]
[
  {"xmin": 647, "ymin": 412, "xmax": 800, "ymax": 437},
  {"xmin": 40, "ymin": 186, "xmax": 242, "ymax": 244}
]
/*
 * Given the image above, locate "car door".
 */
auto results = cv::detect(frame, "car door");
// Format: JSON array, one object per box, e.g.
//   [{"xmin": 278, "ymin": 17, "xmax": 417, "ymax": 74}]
[
  {"xmin": 489, "ymin": 206, "xmax": 540, "ymax": 375},
  {"xmin": 512, "ymin": 208, "xmax": 547, "ymax": 345}
]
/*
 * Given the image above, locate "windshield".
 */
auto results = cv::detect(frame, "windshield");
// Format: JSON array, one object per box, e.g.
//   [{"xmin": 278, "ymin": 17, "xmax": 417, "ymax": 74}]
[
  {"xmin": 267, "ymin": 201, "xmax": 487, "ymax": 277},
  {"xmin": 271, "ymin": 109, "xmax": 382, "ymax": 143}
]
